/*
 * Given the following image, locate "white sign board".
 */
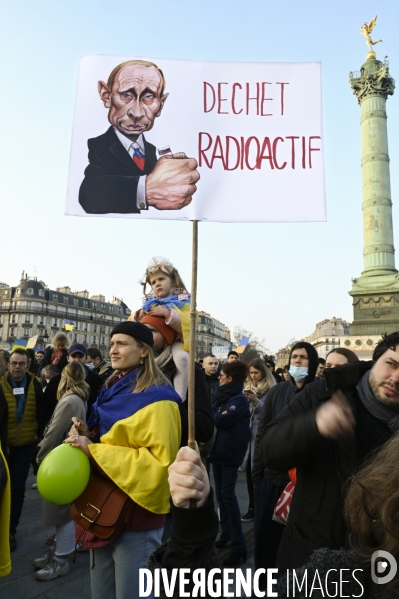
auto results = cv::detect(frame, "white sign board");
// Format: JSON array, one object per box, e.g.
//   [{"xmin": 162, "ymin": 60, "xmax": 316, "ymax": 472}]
[
  {"xmin": 66, "ymin": 55, "xmax": 325, "ymax": 223},
  {"xmin": 212, "ymin": 346, "xmax": 230, "ymax": 355}
]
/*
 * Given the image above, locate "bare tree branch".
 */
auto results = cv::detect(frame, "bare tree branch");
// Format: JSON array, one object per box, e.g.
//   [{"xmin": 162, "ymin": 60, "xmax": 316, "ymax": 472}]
[{"xmin": 233, "ymin": 326, "xmax": 270, "ymax": 364}]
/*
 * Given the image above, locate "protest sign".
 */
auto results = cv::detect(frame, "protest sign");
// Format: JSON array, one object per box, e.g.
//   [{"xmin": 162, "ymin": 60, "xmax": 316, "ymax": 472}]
[
  {"xmin": 212, "ymin": 346, "xmax": 230, "ymax": 354},
  {"xmin": 26, "ymin": 335, "xmax": 39, "ymax": 349},
  {"xmin": 66, "ymin": 55, "xmax": 325, "ymax": 223},
  {"xmin": 212, "ymin": 346, "xmax": 230, "ymax": 360}
]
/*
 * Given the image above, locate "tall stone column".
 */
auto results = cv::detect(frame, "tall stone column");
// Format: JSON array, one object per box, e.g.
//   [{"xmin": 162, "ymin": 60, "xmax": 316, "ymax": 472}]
[{"xmin": 349, "ymin": 51, "xmax": 399, "ymax": 335}]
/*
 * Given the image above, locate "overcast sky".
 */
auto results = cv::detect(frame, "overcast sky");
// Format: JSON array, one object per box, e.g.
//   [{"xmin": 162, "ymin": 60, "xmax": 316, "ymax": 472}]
[{"xmin": 1, "ymin": 0, "xmax": 398, "ymax": 353}]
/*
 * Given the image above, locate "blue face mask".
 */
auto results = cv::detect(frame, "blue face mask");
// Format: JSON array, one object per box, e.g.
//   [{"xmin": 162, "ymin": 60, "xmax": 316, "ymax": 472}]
[{"xmin": 289, "ymin": 365, "xmax": 308, "ymax": 382}]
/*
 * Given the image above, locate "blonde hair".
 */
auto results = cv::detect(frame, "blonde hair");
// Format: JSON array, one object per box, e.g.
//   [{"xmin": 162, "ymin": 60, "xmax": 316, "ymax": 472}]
[
  {"xmin": 57, "ymin": 362, "xmax": 89, "ymax": 402},
  {"xmin": 106, "ymin": 340, "xmax": 170, "ymax": 393},
  {"xmin": 107, "ymin": 60, "xmax": 166, "ymax": 97},
  {"xmin": 141, "ymin": 267, "xmax": 188, "ymax": 297},
  {"xmin": 52, "ymin": 332, "xmax": 69, "ymax": 350}
]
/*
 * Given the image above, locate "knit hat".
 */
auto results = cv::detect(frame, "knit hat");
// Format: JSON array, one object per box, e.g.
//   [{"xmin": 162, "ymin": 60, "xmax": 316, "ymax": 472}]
[
  {"xmin": 140, "ymin": 314, "xmax": 175, "ymax": 346},
  {"xmin": 289, "ymin": 341, "xmax": 319, "ymax": 385},
  {"xmin": 110, "ymin": 321, "xmax": 154, "ymax": 347}
]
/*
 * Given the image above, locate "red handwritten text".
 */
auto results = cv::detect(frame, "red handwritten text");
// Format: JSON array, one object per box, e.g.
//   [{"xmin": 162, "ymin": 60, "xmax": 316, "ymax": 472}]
[
  {"xmin": 198, "ymin": 133, "xmax": 321, "ymax": 171},
  {"xmin": 203, "ymin": 82, "xmax": 289, "ymax": 116}
]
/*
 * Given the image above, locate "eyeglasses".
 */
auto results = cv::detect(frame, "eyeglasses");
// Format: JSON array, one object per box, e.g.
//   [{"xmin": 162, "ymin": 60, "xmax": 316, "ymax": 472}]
[{"xmin": 9, "ymin": 361, "xmax": 28, "ymax": 367}]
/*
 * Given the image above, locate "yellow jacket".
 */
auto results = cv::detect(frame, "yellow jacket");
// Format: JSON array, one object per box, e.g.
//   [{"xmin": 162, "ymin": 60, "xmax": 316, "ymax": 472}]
[
  {"xmin": 0, "ymin": 446, "xmax": 11, "ymax": 578},
  {"xmin": 1, "ymin": 372, "xmax": 39, "ymax": 447}
]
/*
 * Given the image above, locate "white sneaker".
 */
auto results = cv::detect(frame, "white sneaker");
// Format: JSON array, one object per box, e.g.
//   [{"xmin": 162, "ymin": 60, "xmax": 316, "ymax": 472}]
[
  {"xmin": 33, "ymin": 547, "xmax": 54, "ymax": 569},
  {"xmin": 35, "ymin": 557, "xmax": 70, "ymax": 581}
]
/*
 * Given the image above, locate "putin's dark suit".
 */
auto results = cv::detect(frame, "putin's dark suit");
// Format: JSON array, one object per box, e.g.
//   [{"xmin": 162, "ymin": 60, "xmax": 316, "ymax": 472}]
[{"xmin": 79, "ymin": 126, "xmax": 158, "ymax": 214}]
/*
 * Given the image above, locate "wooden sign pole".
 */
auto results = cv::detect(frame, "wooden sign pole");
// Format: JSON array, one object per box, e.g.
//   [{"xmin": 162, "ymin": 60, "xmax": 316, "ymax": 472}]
[{"xmin": 188, "ymin": 219, "xmax": 198, "ymax": 451}]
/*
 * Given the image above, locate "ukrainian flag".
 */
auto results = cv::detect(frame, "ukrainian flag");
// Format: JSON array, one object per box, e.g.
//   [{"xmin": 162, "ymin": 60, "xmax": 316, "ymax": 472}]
[
  {"xmin": 236, "ymin": 337, "xmax": 250, "ymax": 354},
  {"xmin": 64, "ymin": 319, "xmax": 75, "ymax": 331}
]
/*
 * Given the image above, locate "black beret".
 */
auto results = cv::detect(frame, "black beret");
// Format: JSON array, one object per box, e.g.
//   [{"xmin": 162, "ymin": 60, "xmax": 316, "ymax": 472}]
[{"xmin": 110, "ymin": 321, "xmax": 154, "ymax": 347}]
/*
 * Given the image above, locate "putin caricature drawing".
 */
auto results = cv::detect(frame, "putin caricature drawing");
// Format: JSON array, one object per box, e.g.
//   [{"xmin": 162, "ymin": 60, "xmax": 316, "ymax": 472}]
[{"xmin": 79, "ymin": 60, "xmax": 200, "ymax": 214}]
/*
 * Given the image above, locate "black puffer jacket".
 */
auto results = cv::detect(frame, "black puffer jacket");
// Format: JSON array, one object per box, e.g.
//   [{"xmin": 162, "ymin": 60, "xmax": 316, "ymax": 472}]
[
  {"xmin": 208, "ymin": 381, "xmax": 250, "ymax": 467},
  {"xmin": 148, "ymin": 491, "xmax": 219, "ymax": 598},
  {"xmin": 252, "ymin": 379, "xmax": 299, "ymax": 488},
  {"xmin": 203, "ymin": 372, "xmax": 219, "ymax": 402},
  {"xmin": 252, "ymin": 342, "xmax": 319, "ymax": 488},
  {"xmin": 259, "ymin": 361, "xmax": 393, "ymax": 571}
]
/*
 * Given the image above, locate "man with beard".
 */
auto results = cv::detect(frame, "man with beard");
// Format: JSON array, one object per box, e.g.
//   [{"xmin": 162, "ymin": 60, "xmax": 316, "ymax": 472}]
[
  {"xmin": 140, "ymin": 314, "xmax": 214, "ymax": 447},
  {"xmin": 259, "ymin": 331, "xmax": 399, "ymax": 571}
]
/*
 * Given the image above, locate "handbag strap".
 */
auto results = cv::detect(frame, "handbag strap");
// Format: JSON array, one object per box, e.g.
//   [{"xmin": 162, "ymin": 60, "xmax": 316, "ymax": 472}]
[{"xmin": 79, "ymin": 477, "xmax": 119, "ymax": 526}]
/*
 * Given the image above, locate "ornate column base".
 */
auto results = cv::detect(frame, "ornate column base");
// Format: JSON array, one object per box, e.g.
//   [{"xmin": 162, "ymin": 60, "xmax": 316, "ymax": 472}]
[{"xmin": 349, "ymin": 274, "xmax": 399, "ymax": 335}]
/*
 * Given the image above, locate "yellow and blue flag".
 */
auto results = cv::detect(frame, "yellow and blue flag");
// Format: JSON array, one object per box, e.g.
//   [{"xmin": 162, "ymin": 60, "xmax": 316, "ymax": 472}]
[
  {"xmin": 64, "ymin": 319, "xmax": 75, "ymax": 331},
  {"xmin": 12, "ymin": 339, "xmax": 28, "ymax": 351},
  {"xmin": 236, "ymin": 337, "xmax": 250, "ymax": 354},
  {"xmin": 142, "ymin": 294, "xmax": 195, "ymax": 351}
]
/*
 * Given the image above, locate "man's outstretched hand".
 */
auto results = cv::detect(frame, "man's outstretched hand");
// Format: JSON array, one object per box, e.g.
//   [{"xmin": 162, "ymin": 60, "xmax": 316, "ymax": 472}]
[
  {"xmin": 315, "ymin": 391, "xmax": 355, "ymax": 439},
  {"xmin": 168, "ymin": 444, "xmax": 210, "ymax": 509},
  {"xmin": 146, "ymin": 153, "xmax": 200, "ymax": 210}
]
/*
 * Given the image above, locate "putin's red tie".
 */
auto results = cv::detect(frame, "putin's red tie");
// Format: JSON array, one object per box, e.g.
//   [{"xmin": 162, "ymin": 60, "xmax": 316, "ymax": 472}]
[{"xmin": 132, "ymin": 143, "xmax": 145, "ymax": 171}]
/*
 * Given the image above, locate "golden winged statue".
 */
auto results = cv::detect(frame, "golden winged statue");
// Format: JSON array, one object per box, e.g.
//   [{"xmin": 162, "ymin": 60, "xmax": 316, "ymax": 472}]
[{"xmin": 360, "ymin": 16, "xmax": 383, "ymax": 52}]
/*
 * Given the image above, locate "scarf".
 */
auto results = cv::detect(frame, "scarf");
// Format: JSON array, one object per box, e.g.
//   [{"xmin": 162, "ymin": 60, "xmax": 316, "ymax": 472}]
[
  {"xmin": 87, "ymin": 367, "xmax": 181, "ymax": 437},
  {"xmin": 244, "ymin": 380, "xmax": 270, "ymax": 421},
  {"xmin": 10, "ymin": 374, "xmax": 28, "ymax": 423},
  {"xmin": 142, "ymin": 293, "xmax": 191, "ymax": 312},
  {"xmin": 50, "ymin": 350, "xmax": 62, "ymax": 366},
  {"xmin": 154, "ymin": 345, "xmax": 174, "ymax": 372},
  {"xmin": 245, "ymin": 379, "xmax": 270, "ymax": 398},
  {"xmin": 356, "ymin": 370, "xmax": 399, "ymax": 432},
  {"xmin": 213, "ymin": 380, "xmax": 244, "ymax": 409}
]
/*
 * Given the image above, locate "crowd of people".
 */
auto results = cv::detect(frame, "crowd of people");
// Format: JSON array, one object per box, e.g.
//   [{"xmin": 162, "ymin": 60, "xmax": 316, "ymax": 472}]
[
  {"xmin": 0, "ymin": 260, "xmax": 399, "ymax": 598},
  {"xmin": 149, "ymin": 334, "xmax": 399, "ymax": 598}
]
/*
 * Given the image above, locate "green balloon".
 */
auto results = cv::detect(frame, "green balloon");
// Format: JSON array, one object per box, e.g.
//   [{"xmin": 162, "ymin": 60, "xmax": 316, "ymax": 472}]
[{"xmin": 37, "ymin": 443, "xmax": 91, "ymax": 505}]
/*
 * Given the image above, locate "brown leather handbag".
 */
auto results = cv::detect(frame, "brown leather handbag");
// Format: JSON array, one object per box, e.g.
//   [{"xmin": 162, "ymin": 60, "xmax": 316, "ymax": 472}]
[{"xmin": 70, "ymin": 472, "xmax": 134, "ymax": 543}]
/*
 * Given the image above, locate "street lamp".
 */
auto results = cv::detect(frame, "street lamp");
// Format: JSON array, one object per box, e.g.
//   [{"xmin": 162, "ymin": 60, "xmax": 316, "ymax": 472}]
[{"xmin": 42, "ymin": 330, "xmax": 49, "ymax": 347}]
